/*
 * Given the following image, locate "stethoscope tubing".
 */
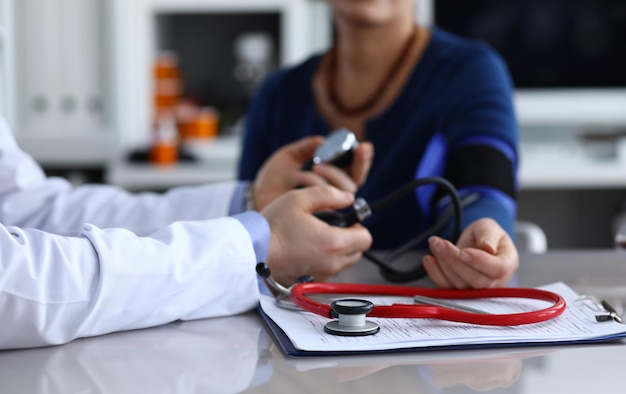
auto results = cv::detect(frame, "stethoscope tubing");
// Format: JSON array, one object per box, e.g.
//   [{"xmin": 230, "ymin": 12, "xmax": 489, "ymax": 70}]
[{"xmin": 290, "ymin": 283, "xmax": 566, "ymax": 326}]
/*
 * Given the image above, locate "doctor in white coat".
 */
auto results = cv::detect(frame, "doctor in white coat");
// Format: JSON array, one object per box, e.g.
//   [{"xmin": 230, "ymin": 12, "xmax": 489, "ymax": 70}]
[{"xmin": 0, "ymin": 116, "xmax": 373, "ymax": 350}]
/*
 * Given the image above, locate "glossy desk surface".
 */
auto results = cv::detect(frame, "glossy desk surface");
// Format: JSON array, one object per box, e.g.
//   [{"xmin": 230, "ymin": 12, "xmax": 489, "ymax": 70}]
[{"xmin": 2, "ymin": 250, "xmax": 626, "ymax": 394}]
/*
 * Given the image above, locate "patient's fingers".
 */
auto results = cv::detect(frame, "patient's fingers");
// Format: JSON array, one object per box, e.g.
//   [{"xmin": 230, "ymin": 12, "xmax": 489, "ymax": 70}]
[{"xmin": 426, "ymin": 237, "xmax": 469, "ymax": 288}]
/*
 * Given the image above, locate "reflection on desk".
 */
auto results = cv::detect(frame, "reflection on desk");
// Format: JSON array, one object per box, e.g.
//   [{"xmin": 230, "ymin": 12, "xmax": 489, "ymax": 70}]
[
  {"xmin": 0, "ymin": 314, "xmax": 270, "ymax": 394},
  {"xmin": 0, "ymin": 312, "xmax": 557, "ymax": 394},
  {"xmin": 1, "ymin": 250, "xmax": 626, "ymax": 394}
]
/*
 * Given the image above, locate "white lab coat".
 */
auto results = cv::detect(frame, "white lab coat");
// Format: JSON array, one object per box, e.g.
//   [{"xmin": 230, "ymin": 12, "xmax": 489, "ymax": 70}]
[{"xmin": 0, "ymin": 117, "xmax": 261, "ymax": 349}]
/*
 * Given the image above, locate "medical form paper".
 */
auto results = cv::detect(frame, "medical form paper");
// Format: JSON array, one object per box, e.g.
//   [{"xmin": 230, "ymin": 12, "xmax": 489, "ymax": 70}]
[{"xmin": 258, "ymin": 282, "xmax": 626, "ymax": 357}]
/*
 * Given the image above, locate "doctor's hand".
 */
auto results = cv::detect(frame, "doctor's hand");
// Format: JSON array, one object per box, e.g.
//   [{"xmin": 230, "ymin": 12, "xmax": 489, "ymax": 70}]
[
  {"xmin": 422, "ymin": 218, "xmax": 519, "ymax": 289},
  {"xmin": 261, "ymin": 185, "xmax": 372, "ymax": 286},
  {"xmin": 251, "ymin": 136, "xmax": 374, "ymax": 211}
]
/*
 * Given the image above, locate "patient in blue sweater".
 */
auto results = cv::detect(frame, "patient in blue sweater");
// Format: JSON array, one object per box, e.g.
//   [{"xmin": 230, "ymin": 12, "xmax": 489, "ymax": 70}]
[{"xmin": 239, "ymin": 0, "xmax": 519, "ymax": 289}]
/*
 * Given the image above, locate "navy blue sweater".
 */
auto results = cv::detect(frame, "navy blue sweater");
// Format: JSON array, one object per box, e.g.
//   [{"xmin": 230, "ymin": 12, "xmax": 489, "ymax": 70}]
[{"xmin": 238, "ymin": 28, "xmax": 518, "ymax": 250}]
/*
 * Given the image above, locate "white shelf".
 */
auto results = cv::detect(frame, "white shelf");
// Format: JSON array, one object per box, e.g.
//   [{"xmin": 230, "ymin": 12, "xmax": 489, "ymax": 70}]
[
  {"xmin": 105, "ymin": 135, "xmax": 239, "ymax": 190},
  {"xmin": 520, "ymin": 162, "xmax": 626, "ymax": 189},
  {"xmin": 106, "ymin": 161, "xmax": 237, "ymax": 191},
  {"xmin": 519, "ymin": 138, "xmax": 626, "ymax": 189}
]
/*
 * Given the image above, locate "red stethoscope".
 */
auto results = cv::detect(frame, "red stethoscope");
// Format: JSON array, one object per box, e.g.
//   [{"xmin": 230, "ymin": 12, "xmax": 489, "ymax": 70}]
[{"xmin": 257, "ymin": 263, "xmax": 567, "ymax": 336}]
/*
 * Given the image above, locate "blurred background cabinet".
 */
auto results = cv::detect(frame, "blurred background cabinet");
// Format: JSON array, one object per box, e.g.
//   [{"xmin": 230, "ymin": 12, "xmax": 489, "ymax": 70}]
[
  {"xmin": 2, "ymin": 0, "xmax": 114, "ymax": 168},
  {"xmin": 0, "ymin": 0, "xmax": 334, "ymax": 168}
]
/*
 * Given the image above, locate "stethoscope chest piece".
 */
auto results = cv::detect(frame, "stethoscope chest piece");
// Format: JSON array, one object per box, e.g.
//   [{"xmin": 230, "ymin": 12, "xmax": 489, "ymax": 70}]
[{"xmin": 324, "ymin": 299, "xmax": 380, "ymax": 336}]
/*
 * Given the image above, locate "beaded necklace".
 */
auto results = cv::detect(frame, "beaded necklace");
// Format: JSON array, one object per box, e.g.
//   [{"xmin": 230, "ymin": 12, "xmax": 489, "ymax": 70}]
[{"xmin": 326, "ymin": 27, "xmax": 418, "ymax": 116}]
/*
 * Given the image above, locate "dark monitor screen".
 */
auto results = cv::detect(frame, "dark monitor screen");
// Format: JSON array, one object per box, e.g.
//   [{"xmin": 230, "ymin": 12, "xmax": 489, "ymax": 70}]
[{"xmin": 434, "ymin": 0, "xmax": 626, "ymax": 89}]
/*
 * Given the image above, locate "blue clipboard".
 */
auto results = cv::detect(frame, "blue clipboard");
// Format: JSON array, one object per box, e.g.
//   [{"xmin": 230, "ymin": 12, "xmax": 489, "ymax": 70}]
[{"xmin": 257, "ymin": 304, "xmax": 626, "ymax": 358}]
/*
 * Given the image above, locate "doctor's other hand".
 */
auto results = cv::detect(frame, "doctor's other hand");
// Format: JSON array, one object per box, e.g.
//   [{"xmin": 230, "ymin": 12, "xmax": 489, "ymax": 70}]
[
  {"xmin": 422, "ymin": 218, "xmax": 519, "ymax": 289},
  {"xmin": 251, "ymin": 136, "xmax": 374, "ymax": 211},
  {"xmin": 261, "ymin": 185, "xmax": 372, "ymax": 287}
]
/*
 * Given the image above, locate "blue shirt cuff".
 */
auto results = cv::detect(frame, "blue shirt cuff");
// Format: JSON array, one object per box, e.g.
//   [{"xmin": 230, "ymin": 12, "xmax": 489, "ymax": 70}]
[
  {"xmin": 232, "ymin": 210, "xmax": 270, "ymax": 263},
  {"xmin": 229, "ymin": 181, "xmax": 250, "ymax": 215},
  {"xmin": 232, "ymin": 210, "xmax": 273, "ymax": 295}
]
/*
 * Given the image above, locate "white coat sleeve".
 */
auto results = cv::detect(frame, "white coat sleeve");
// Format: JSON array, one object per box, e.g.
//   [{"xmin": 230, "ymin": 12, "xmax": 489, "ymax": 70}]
[
  {"xmin": 0, "ymin": 116, "xmax": 242, "ymax": 235},
  {"xmin": 0, "ymin": 216, "xmax": 261, "ymax": 350}
]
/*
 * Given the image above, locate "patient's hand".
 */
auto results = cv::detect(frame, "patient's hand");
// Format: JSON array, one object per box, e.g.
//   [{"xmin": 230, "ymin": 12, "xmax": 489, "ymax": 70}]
[{"xmin": 422, "ymin": 218, "xmax": 519, "ymax": 289}]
